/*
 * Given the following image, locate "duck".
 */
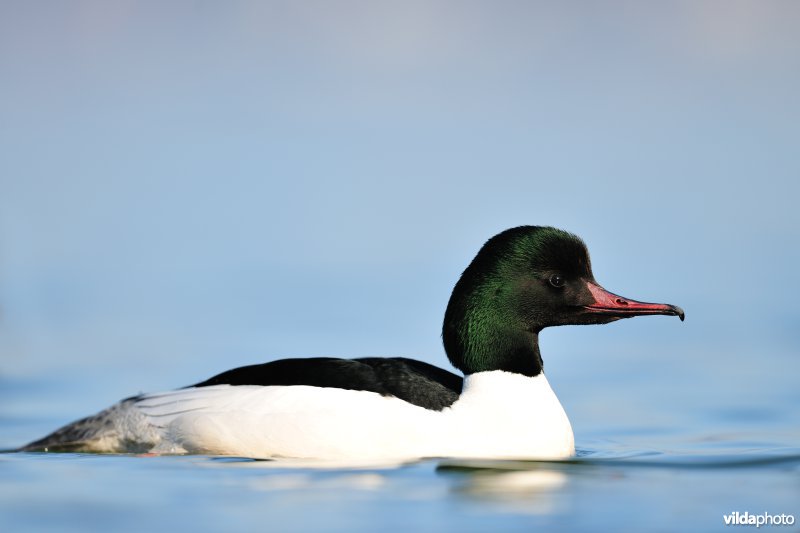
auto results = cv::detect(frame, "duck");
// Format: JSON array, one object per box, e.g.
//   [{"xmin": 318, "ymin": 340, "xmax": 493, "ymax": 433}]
[{"xmin": 21, "ymin": 226, "xmax": 684, "ymax": 460}]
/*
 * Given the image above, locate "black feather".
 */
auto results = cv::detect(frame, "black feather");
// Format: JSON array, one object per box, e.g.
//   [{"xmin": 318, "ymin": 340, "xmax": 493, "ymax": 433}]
[{"xmin": 193, "ymin": 357, "xmax": 463, "ymax": 411}]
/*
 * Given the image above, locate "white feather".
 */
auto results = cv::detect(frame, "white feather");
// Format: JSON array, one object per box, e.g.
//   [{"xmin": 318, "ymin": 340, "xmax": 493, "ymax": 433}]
[{"xmin": 128, "ymin": 371, "xmax": 574, "ymax": 460}]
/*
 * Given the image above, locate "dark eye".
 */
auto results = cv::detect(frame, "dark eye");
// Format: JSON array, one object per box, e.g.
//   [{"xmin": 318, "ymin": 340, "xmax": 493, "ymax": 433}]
[{"xmin": 549, "ymin": 273, "xmax": 565, "ymax": 288}]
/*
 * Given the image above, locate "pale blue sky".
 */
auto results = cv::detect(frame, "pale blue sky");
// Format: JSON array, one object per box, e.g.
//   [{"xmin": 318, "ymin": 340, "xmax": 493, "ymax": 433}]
[{"xmin": 1, "ymin": 2, "xmax": 798, "ymax": 434}]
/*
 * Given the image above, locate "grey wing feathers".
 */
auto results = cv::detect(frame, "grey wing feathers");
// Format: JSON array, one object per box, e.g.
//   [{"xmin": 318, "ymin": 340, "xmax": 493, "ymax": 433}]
[{"xmin": 19, "ymin": 396, "xmax": 153, "ymax": 453}]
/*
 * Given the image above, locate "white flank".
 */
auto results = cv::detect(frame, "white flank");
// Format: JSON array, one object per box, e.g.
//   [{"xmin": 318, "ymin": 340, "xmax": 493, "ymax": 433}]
[{"xmin": 122, "ymin": 371, "xmax": 574, "ymax": 460}]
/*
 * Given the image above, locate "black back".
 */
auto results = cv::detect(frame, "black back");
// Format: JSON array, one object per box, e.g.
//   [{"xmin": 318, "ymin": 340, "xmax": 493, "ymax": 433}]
[{"xmin": 192, "ymin": 357, "xmax": 464, "ymax": 411}]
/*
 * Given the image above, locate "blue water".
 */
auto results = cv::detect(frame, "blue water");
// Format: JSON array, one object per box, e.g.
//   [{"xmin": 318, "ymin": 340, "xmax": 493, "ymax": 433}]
[
  {"xmin": 2, "ymin": 448, "xmax": 798, "ymax": 532},
  {"xmin": 2, "ymin": 372, "xmax": 799, "ymax": 533}
]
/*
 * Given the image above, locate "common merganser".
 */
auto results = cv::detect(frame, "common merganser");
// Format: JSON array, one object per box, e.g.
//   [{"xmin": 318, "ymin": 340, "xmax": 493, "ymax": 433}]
[{"xmin": 21, "ymin": 226, "xmax": 684, "ymax": 460}]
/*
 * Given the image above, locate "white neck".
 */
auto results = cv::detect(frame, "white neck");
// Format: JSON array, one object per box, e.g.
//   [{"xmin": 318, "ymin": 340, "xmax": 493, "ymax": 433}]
[{"xmin": 462, "ymin": 369, "xmax": 548, "ymax": 394}]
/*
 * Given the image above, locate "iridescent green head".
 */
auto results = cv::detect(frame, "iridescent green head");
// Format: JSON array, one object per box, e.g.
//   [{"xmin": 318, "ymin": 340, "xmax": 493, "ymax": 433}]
[{"xmin": 442, "ymin": 226, "xmax": 683, "ymax": 376}]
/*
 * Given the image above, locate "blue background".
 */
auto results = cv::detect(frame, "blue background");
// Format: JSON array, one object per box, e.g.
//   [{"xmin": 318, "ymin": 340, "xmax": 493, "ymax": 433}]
[
  {"xmin": 1, "ymin": 3, "xmax": 798, "ymax": 531},
  {"xmin": 2, "ymin": 1, "xmax": 798, "ymax": 429}
]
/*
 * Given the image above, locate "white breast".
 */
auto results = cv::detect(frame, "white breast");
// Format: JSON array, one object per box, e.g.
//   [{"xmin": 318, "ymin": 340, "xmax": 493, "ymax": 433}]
[
  {"xmin": 442, "ymin": 371, "xmax": 575, "ymax": 459},
  {"xmin": 133, "ymin": 371, "xmax": 574, "ymax": 460}
]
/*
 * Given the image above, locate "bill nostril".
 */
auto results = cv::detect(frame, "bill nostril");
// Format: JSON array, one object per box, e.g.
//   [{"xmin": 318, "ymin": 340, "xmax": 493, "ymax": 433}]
[{"xmin": 615, "ymin": 298, "xmax": 628, "ymax": 306}]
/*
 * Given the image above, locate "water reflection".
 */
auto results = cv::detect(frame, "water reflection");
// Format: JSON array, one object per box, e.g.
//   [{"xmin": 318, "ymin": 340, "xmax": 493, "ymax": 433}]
[
  {"xmin": 438, "ymin": 464, "xmax": 567, "ymax": 515},
  {"xmin": 245, "ymin": 471, "xmax": 387, "ymax": 492},
  {"xmin": 205, "ymin": 456, "xmax": 416, "ymax": 470}
]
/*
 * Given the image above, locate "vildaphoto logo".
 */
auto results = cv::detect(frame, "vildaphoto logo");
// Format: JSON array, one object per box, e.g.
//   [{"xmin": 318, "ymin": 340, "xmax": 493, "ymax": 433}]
[{"xmin": 723, "ymin": 512, "xmax": 795, "ymax": 527}]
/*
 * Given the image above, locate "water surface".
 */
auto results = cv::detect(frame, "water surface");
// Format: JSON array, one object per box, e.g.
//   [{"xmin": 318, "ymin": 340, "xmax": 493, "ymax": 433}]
[{"xmin": 2, "ymin": 376, "xmax": 798, "ymax": 533}]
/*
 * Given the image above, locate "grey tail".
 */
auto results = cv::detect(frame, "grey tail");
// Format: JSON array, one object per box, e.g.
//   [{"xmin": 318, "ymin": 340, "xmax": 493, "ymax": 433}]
[{"xmin": 19, "ymin": 396, "xmax": 150, "ymax": 453}]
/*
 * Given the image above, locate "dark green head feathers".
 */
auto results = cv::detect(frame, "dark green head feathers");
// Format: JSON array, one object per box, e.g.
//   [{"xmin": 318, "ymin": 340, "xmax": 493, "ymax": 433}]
[{"xmin": 442, "ymin": 226, "xmax": 683, "ymax": 377}]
